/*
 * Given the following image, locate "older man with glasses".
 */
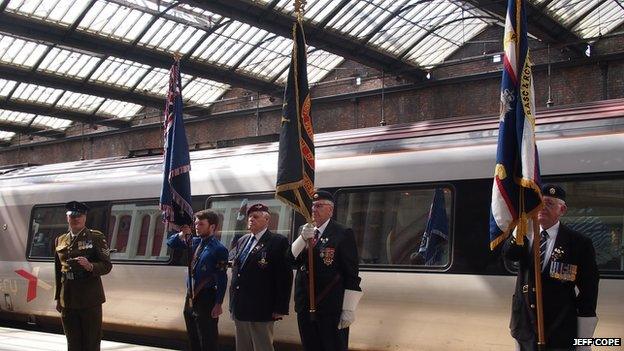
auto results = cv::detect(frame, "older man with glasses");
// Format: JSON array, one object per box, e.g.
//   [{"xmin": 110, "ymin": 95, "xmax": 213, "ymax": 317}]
[
  {"xmin": 503, "ymin": 184, "xmax": 599, "ymax": 351},
  {"xmin": 289, "ymin": 190, "xmax": 363, "ymax": 351}
]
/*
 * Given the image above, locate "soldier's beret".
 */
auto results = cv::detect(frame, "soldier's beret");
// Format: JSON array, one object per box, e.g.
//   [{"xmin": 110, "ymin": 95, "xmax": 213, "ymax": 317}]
[
  {"xmin": 542, "ymin": 184, "xmax": 566, "ymax": 201},
  {"xmin": 313, "ymin": 190, "xmax": 334, "ymax": 203},
  {"xmin": 247, "ymin": 203, "xmax": 269, "ymax": 215},
  {"xmin": 65, "ymin": 201, "xmax": 89, "ymax": 216}
]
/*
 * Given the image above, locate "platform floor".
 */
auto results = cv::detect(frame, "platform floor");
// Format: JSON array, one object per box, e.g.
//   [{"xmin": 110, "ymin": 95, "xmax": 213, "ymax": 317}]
[{"xmin": 0, "ymin": 327, "xmax": 174, "ymax": 351}]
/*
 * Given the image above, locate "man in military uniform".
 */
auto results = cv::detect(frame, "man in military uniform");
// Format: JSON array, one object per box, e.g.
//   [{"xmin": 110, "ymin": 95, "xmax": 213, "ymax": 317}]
[
  {"xmin": 289, "ymin": 190, "xmax": 363, "ymax": 351},
  {"xmin": 229, "ymin": 203, "xmax": 293, "ymax": 351},
  {"xmin": 54, "ymin": 201, "xmax": 113, "ymax": 351},
  {"xmin": 503, "ymin": 184, "xmax": 599, "ymax": 350},
  {"xmin": 167, "ymin": 209, "xmax": 228, "ymax": 351}
]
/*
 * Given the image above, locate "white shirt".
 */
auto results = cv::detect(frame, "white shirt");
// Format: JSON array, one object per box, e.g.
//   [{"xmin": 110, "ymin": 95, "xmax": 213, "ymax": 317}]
[
  {"xmin": 527, "ymin": 221, "xmax": 560, "ymax": 270},
  {"xmin": 314, "ymin": 218, "xmax": 331, "ymax": 239},
  {"xmin": 247, "ymin": 227, "xmax": 267, "ymax": 251}
]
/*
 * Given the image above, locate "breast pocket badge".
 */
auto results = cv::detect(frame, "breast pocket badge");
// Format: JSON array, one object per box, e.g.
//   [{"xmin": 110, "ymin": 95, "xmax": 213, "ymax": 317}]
[{"xmin": 320, "ymin": 248, "xmax": 335, "ymax": 266}]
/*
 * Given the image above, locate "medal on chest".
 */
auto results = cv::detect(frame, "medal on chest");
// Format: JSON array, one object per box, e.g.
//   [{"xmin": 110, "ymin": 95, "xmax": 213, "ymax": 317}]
[{"xmin": 319, "ymin": 247, "xmax": 335, "ymax": 266}]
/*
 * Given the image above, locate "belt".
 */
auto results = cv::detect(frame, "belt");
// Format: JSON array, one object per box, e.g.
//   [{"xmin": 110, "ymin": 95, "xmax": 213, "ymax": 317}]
[{"xmin": 62, "ymin": 271, "xmax": 90, "ymax": 280}]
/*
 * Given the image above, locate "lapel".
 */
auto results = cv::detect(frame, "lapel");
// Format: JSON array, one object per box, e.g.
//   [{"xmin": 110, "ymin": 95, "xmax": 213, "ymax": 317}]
[
  {"xmin": 316, "ymin": 220, "xmax": 334, "ymax": 250},
  {"xmin": 243, "ymin": 230, "xmax": 271, "ymax": 268}
]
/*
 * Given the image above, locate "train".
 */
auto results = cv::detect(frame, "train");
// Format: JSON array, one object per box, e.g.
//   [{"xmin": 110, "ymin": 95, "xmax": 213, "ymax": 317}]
[{"xmin": 1, "ymin": 98, "xmax": 623, "ymax": 350}]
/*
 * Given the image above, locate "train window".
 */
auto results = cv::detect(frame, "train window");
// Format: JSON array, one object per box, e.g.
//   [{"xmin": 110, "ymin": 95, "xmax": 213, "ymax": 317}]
[
  {"xmin": 108, "ymin": 202, "xmax": 170, "ymax": 261},
  {"xmin": 208, "ymin": 195, "xmax": 293, "ymax": 249},
  {"xmin": 28, "ymin": 203, "xmax": 109, "ymax": 260},
  {"xmin": 558, "ymin": 179, "xmax": 624, "ymax": 275},
  {"xmin": 335, "ymin": 186, "xmax": 453, "ymax": 268}
]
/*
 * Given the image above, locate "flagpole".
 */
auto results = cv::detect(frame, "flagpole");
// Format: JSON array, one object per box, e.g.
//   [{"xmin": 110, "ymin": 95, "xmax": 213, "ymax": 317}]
[
  {"xmin": 532, "ymin": 216, "xmax": 546, "ymax": 349},
  {"xmin": 295, "ymin": 0, "xmax": 316, "ymax": 320}
]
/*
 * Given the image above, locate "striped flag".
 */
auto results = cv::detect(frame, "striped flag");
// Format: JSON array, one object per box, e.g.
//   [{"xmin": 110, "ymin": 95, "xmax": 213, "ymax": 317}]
[
  {"xmin": 275, "ymin": 19, "xmax": 315, "ymax": 222},
  {"xmin": 159, "ymin": 57, "xmax": 193, "ymax": 227},
  {"xmin": 489, "ymin": 0, "xmax": 543, "ymax": 250}
]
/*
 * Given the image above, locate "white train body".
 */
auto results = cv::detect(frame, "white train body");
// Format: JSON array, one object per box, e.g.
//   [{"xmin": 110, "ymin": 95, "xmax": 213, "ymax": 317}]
[{"xmin": 1, "ymin": 99, "xmax": 623, "ymax": 350}]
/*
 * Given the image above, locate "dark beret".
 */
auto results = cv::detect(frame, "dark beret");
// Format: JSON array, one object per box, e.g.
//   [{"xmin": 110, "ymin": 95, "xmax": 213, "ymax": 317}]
[
  {"xmin": 247, "ymin": 203, "xmax": 269, "ymax": 215},
  {"xmin": 542, "ymin": 184, "xmax": 566, "ymax": 201},
  {"xmin": 313, "ymin": 190, "xmax": 334, "ymax": 203},
  {"xmin": 65, "ymin": 201, "xmax": 89, "ymax": 216}
]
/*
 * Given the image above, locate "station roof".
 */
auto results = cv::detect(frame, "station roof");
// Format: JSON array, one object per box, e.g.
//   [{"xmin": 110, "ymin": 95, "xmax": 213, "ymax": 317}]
[{"xmin": 0, "ymin": 0, "xmax": 622, "ymax": 143}]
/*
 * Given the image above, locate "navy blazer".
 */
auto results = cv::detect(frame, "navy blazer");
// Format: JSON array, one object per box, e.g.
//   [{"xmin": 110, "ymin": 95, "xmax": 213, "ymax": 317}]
[
  {"xmin": 289, "ymin": 219, "xmax": 362, "ymax": 315},
  {"xmin": 229, "ymin": 230, "xmax": 293, "ymax": 321},
  {"xmin": 503, "ymin": 223, "xmax": 599, "ymax": 348}
]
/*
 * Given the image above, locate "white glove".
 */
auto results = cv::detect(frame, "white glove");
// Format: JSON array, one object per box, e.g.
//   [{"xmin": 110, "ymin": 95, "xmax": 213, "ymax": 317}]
[
  {"xmin": 576, "ymin": 316, "xmax": 598, "ymax": 351},
  {"xmin": 292, "ymin": 223, "xmax": 315, "ymax": 257},
  {"xmin": 301, "ymin": 223, "xmax": 315, "ymax": 240},
  {"xmin": 338, "ymin": 289, "xmax": 363, "ymax": 330},
  {"xmin": 338, "ymin": 310, "xmax": 355, "ymax": 329}
]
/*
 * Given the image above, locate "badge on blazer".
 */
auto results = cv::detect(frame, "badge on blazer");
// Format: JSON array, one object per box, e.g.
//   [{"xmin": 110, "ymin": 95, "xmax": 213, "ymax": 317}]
[
  {"xmin": 551, "ymin": 247, "xmax": 565, "ymax": 261},
  {"xmin": 550, "ymin": 261, "xmax": 577, "ymax": 282},
  {"xmin": 258, "ymin": 252, "xmax": 268, "ymax": 268},
  {"xmin": 320, "ymin": 247, "xmax": 335, "ymax": 265},
  {"xmin": 320, "ymin": 237, "xmax": 329, "ymax": 244}
]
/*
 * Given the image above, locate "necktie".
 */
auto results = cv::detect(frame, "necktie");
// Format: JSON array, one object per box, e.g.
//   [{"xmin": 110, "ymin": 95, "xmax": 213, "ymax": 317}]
[
  {"xmin": 312, "ymin": 229, "xmax": 320, "ymax": 247},
  {"xmin": 191, "ymin": 240, "xmax": 207, "ymax": 275},
  {"xmin": 239, "ymin": 236, "xmax": 256, "ymax": 266},
  {"xmin": 539, "ymin": 231, "xmax": 549, "ymax": 269}
]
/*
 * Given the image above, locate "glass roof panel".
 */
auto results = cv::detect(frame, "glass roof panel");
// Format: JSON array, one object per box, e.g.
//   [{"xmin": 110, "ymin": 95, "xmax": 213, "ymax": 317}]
[
  {"xmin": 78, "ymin": 0, "xmax": 154, "ymax": 42},
  {"xmin": 6, "ymin": 0, "xmax": 91, "ymax": 26},
  {"xmin": 0, "ymin": 131, "xmax": 16, "ymax": 141},
  {"xmin": 138, "ymin": 17, "xmax": 207, "ymax": 54},
  {"xmin": 38, "ymin": 47, "xmax": 102, "ymax": 79},
  {"xmin": 97, "ymin": 99, "xmax": 142, "ymax": 119},
  {"xmin": 11, "ymin": 83, "xmax": 64, "ymax": 105},
  {"xmin": 89, "ymin": 56, "xmax": 150, "ymax": 88},
  {"xmin": 0, "ymin": 110, "xmax": 36, "ymax": 125},
  {"xmin": 326, "ymin": 0, "xmax": 404, "ymax": 38},
  {"xmin": 571, "ymin": 1, "xmax": 624, "ymax": 39},
  {"xmin": 0, "ymin": 34, "xmax": 49, "ymax": 68},
  {"xmin": 32, "ymin": 115, "xmax": 73, "ymax": 130},
  {"xmin": 183, "ymin": 78, "xmax": 229, "ymax": 107},
  {"xmin": 56, "ymin": 91, "xmax": 106, "ymax": 113},
  {"xmin": 134, "ymin": 67, "xmax": 170, "ymax": 96},
  {"xmin": 236, "ymin": 35, "xmax": 291, "ymax": 80},
  {"xmin": 192, "ymin": 21, "xmax": 271, "ymax": 67},
  {"xmin": 545, "ymin": 0, "xmax": 602, "ymax": 27},
  {"xmin": 306, "ymin": 49, "xmax": 344, "ymax": 84},
  {"xmin": 0, "ymin": 79, "xmax": 18, "ymax": 98}
]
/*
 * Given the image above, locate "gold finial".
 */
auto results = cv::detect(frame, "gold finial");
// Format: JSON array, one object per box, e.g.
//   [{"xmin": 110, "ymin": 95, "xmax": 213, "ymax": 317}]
[
  {"xmin": 294, "ymin": 0, "xmax": 306, "ymax": 19},
  {"xmin": 173, "ymin": 52, "xmax": 182, "ymax": 61}
]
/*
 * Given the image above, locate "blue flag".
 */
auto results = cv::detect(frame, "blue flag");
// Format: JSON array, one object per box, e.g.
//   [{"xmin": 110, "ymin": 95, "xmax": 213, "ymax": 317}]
[
  {"xmin": 159, "ymin": 58, "xmax": 193, "ymax": 226},
  {"xmin": 416, "ymin": 188, "xmax": 449, "ymax": 266},
  {"xmin": 276, "ymin": 19, "xmax": 315, "ymax": 222},
  {"xmin": 489, "ymin": 0, "xmax": 543, "ymax": 250}
]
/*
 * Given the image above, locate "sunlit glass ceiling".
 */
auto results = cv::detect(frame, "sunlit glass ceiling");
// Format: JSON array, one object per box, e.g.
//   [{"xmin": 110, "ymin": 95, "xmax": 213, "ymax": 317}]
[{"xmin": 0, "ymin": 0, "xmax": 623, "ymax": 145}]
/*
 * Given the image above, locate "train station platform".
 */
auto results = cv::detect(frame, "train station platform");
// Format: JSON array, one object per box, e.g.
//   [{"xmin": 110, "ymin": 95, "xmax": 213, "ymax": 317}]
[{"xmin": 0, "ymin": 326, "xmax": 174, "ymax": 351}]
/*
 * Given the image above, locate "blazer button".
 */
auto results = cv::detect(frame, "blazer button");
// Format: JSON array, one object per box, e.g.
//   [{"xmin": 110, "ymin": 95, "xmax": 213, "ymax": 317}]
[
  {"xmin": 530, "ymin": 304, "xmax": 535, "ymax": 309},
  {"xmin": 236, "ymin": 286, "xmax": 239, "ymax": 290},
  {"xmin": 237, "ymin": 274, "xmax": 240, "ymax": 277}
]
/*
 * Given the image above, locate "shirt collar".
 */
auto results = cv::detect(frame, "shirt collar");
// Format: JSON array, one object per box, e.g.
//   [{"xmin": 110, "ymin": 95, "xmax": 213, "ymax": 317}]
[
  {"xmin": 251, "ymin": 227, "xmax": 268, "ymax": 240},
  {"xmin": 541, "ymin": 221, "xmax": 560, "ymax": 241},
  {"xmin": 70, "ymin": 227, "xmax": 86, "ymax": 237},
  {"xmin": 315, "ymin": 218, "xmax": 331, "ymax": 235}
]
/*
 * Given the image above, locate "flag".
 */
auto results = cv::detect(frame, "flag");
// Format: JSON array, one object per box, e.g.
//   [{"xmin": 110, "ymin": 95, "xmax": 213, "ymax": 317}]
[
  {"xmin": 416, "ymin": 188, "xmax": 449, "ymax": 266},
  {"xmin": 159, "ymin": 57, "xmax": 193, "ymax": 227},
  {"xmin": 276, "ymin": 19, "xmax": 315, "ymax": 222},
  {"xmin": 489, "ymin": 0, "xmax": 543, "ymax": 250}
]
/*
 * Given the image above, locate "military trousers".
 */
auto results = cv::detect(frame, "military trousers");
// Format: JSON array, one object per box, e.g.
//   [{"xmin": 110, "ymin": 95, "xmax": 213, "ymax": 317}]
[
  {"xmin": 184, "ymin": 289, "xmax": 219, "ymax": 351},
  {"xmin": 297, "ymin": 311, "xmax": 348, "ymax": 351},
  {"xmin": 61, "ymin": 304, "xmax": 103, "ymax": 351}
]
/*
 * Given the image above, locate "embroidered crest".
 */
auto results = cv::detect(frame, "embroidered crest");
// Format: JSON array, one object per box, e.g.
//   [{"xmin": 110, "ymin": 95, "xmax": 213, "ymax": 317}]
[{"xmin": 320, "ymin": 247, "xmax": 335, "ymax": 266}]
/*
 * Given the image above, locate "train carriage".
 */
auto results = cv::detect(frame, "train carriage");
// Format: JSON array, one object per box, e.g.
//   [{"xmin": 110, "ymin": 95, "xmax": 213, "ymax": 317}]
[{"xmin": 1, "ymin": 99, "xmax": 623, "ymax": 350}]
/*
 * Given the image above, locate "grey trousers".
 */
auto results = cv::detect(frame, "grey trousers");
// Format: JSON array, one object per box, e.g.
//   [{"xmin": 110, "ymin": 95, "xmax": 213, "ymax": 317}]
[{"xmin": 234, "ymin": 318, "xmax": 275, "ymax": 351}]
